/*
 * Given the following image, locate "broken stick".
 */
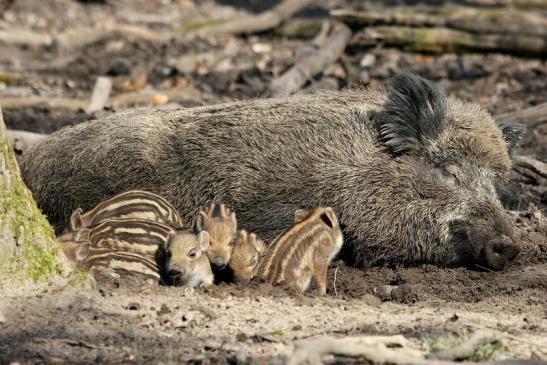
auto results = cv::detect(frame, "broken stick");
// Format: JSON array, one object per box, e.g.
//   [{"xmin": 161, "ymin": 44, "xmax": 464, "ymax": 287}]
[
  {"xmin": 191, "ymin": 0, "xmax": 314, "ymax": 36},
  {"xmin": 87, "ymin": 76, "xmax": 113, "ymax": 113},
  {"xmin": 269, "ymin": 21, "xmax": 351, "ymax": 97},
  {"xmin": 495, "ymin": 102, "xmax": 547, "ymax": 128}
]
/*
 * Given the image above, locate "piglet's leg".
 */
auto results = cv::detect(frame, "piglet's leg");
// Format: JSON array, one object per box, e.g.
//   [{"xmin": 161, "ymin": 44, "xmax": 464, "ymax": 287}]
[{"xmin": 312, "ymin": 253, "xmax": 329, "ymax": 296}]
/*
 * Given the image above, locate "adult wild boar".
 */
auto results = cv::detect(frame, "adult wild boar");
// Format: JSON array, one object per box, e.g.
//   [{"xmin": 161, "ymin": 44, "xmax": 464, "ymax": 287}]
[{"xmin": 20, "ymin": 73, "xmax": 523, "ymax": 270}]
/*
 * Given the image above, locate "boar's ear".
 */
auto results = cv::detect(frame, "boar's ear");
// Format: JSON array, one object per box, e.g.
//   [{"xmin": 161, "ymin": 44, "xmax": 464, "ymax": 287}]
[
  {"xmin": 69, "ymin": 208, "xmax": 85, "ymax": 231},
  {"xmin": 498, "ymin": 121, "xmax": 526, "ymax": 157},
  {"xmin": 374, "ymin": 72, "xmax": 446, "ymax": 155},
  {"xmin": 198, "ymin": 231, "xmax": 211, "ymax": 252}
]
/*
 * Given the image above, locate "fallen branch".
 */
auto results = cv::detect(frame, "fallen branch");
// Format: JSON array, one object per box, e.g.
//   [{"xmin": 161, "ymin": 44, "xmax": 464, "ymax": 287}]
[
  {"xmin": 6, "ymin": 130, "xmax": 47, "ymax": 153},
  {"xmin": 331, "ymin": 5, "xmax": 547, "ymax": 38},
  {"xmin": 287, "ymin": 335, "xmax": 452, "ymax": 365},
  {"xmin": 0, "ymin": 96, "xmax": 86, "ymax": 111},
  {"xmin": 361, "ymin": 26, "xmax": 546, "ymax": 56},
  {"xmin": 191, "ymin": 0, "xmax": 314, "ymax": 36},
  {"xmin": 494, "ymin": 102, "xmax": 547, "ymax": 128},
  {"xmin": 87, "ymin": 76, "xmax": 113, "ymax": 113},
  {"xmin": 55, "ymin": 23, "xmax": 169, "ymax": 49},
  {"xmin": 269, "ymin": 21, "xmax": 352, "ymax": 96},
  {"xmin": 111, "ymin": 85, "xmax": 209, "ymax": 108},
  {"xmin": 0, "ymin": 23, "xmax": 169, "ymax": 49},
  {"xmin": 0, "ymin": 29, "xmax": 53, "ymax": 47},
  {"xmin": 512, "ymin": 155, "xmax": 547, "ymax": 185}
]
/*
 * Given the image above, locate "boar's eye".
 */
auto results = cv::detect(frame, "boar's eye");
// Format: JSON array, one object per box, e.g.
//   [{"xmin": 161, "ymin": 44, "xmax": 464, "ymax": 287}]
[
  {"xmin": 187, "ymin": 249, "xmax": 197, "ymax": 259},
  {"xmin": 249, "ymin": 255, "xmax": 258, "ymax": 267}
]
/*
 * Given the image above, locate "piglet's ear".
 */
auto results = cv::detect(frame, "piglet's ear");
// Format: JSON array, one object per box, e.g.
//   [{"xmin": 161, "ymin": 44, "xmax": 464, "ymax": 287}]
[
  {"xmin": 69, "ymin": 208, "xmax": 85, "ymax": 231},
  {"xmin": 374, "ymin": 72, "xmax": 446, "ymax": 155},
  {"xmin": 251, "ymin": 233, "xmax": 266, "ymax": 254},
  {"xmin": 198, "ymin": 231, "xmax": 210, "ymax": 252},
  {"xmin": 294, "ymin": 209, "xmax": 309, "ymax": 223},
  {"xmin": 498, "ymin": 121, "xmax": 526, "ymax": 157},
  {"xmin": 195, "ymin": 211, "xmax": 208, "ymax": 232},
  {"xmin": 230, "ymin": 211, "xmax": 237, "ymax": 231},
  {"xmin": 164, "ymin": 230, "xmax": 176, "ymax": 251}
]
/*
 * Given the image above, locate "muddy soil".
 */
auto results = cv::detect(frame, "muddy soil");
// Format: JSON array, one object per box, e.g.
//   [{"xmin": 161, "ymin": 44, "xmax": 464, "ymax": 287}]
[{"xmin": 0, "ymin": 0, "xmax": 546, "ymax": 364}]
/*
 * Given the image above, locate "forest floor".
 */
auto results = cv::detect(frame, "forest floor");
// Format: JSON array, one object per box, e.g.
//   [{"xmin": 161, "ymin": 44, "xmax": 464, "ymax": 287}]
[{"xmin": 0, "ymin": 0, "xmax": 545, "ymax": 364}]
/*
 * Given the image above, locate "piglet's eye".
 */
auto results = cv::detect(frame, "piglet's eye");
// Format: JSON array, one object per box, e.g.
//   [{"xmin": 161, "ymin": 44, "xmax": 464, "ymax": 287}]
[
  {"xmin": 187, "ymin": 249, "xmax": 197, "ymax": 258},
  {"xmin": 249, "ymin": 256, "xmax": 258, "ymax": 267}
]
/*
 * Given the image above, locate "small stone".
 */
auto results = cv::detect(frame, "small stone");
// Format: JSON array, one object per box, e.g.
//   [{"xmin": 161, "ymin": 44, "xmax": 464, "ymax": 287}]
[
  {"xmin": 292, "ymin": 325, "xmax": 302, "ymax": 331},
  {"xmin": 182, "ymin": 312, "xmax": 194, "ymax": 322},
  {"xmin": 172, "ymin": 318, "xmax": 187, "ymax": 328},
  {"xmin": 252, "ymin": 43, "xmax": 272, "ymax": 54},
  {"xmin": 126, "ymin": 302, "xmax": 140, "ymax": 310},
  {"xmin": 159, "ymin": 303, "xmax": 171, "ymax": 315},
  {"xmin": 149, "ymin": 94, "xmax": 169, "ymax": 106},
  {"xmin": 360, "ymin": 54, "xmax": 376, "ymax": 68},
  {"xmin": 236, "ymin": 332, "xmax": 248, "ymax": 342}
]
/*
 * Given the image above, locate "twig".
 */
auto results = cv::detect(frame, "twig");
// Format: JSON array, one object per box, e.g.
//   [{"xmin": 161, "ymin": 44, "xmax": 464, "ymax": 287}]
[
  {"xmin": 333, "ymin": 267, "xmax": 339, "ymax": 296},
  {"xmin": 87, "ymin": 76, "xmax": 113, "ymax": 113},
  {"xmin": 0, "ymin": 96, "xmax": 87, "ymax": 111},
  {"xmin": 269, "ymin": 21, "xmax": 352, "ymax": 97},
  {"xmin": 191, "ymin": 0, "xmax": 314, "ymax": 36}
]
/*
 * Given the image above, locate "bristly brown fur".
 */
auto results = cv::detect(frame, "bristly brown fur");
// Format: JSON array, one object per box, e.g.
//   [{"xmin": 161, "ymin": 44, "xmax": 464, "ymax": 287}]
[
  {"xmin": 23, "ymin": 74, "xmax": 523, "ymax": 269},
  {"xmin": 259, "ymin": 207, "xmax": 343, "ymax": 295}
]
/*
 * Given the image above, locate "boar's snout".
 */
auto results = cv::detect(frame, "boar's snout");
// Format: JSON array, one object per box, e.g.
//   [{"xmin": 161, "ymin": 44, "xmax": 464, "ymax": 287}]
[
  {"xmin": 450, "ymin": 219, "xmax": 519, "ymax": 270},
  {"xmin": 211, "ymin": 257, "xmax": 227, "ymax": 270},
  {"xmin": 479, "ymin": 236, "xmax": 520, "ymax": 271}
]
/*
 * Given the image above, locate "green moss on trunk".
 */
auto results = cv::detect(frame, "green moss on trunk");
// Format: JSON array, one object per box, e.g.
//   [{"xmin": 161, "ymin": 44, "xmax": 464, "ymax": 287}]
[{"xmin": 0, "ymin": 137, "xmax": 63, "ymax": 284}]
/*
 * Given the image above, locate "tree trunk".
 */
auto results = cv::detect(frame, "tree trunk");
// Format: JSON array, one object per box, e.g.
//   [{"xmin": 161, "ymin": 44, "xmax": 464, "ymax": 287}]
[{"xmin": 0, "ymin": 107, "xmax": 67, "ymax": 286}]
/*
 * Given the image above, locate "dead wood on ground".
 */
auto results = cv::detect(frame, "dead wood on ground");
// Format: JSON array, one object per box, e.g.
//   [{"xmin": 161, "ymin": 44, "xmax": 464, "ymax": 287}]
[
  {"xmin": 189, "ymin": 0, "xmax": 314, "ymax": 37},
  {"xmin": 269, "ymin": 21, "xmax": 352, "ymax": 96},
  {"xmin": 495, "ymin": 102, "xmax": 547, "ymax": 128},
  {"xmin": 357, "ymin": 26, "xmax": 546, "ymax": 56},
  {"xmin": 331, "ymin": 6, "xmax": 547, "ymax": 38}
]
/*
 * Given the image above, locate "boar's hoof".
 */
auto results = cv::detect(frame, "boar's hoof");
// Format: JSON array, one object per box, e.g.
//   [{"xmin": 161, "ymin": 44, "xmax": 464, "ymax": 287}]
[{"xmin": 479, "ymin": 237, "xmax": 520, "ymax": 271}]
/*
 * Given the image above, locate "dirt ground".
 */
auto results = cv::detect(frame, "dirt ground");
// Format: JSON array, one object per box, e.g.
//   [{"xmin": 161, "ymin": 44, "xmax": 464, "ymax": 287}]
[{"xmin": 0, "ymin": 0, "xmax": 546, "ymax": 364}]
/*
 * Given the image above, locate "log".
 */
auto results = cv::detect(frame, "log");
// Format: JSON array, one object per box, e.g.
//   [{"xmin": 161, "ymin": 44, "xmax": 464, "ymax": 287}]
[
  {"xmin": 190, "ymin": 0, "xmax": 314, "ymax": 36},
  {"xmin": 269, "ymin": 21, "xmax": 352, "ymax": 96},
  {"xmin": 360, "ymin": 26, "xmax": 547, "ymax": 56},
  {"xmin": 6, "ymin": 130, "xmax": 47, "ymax": 153},
  {"xmin": 512, "ymin": 155, "xmax": 547, "ymax": 186},
  {"xmin": 331, "ymin": 6, "xmax": 547, "ymax": 38},
  {"xmin": 494, "ymin": 102, "xmax": 547, "ymax": 128},
  {"xmin": 0, "ymin": 107, "xmax": 68, "ymax": 285}
]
